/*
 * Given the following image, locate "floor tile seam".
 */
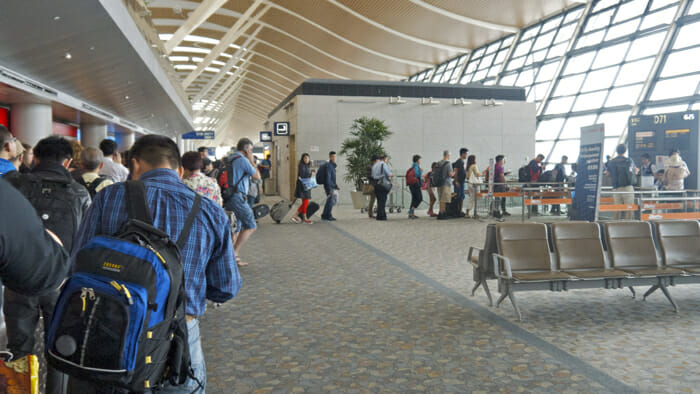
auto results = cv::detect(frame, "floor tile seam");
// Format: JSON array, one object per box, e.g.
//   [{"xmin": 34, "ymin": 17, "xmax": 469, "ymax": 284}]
[{"xmin": 327, "ymin": 223, "xmax": 640, "ymax": 394}]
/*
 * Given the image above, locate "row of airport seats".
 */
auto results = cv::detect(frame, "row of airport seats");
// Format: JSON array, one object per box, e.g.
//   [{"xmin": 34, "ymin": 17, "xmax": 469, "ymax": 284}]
[{"xmin": 468, "ymin": 220, "xmax": 700, "ymax": 320}]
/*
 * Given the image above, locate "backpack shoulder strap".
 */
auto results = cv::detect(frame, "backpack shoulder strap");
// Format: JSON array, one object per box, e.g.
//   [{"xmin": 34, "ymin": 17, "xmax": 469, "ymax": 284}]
[
  {"xmin": 125, "ymin": 180, "xmax": 153, "ymax": 225},
  {"xmin": 87, "ymin": 177, "xmax": 106, "ymax": 195},
  {"xmin": 176, "ymin": 194, "xmax": 202, "ymax": 249}
]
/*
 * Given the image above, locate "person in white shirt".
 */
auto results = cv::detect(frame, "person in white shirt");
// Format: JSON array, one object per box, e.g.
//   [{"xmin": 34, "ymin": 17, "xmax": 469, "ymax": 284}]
[{"xmin": 98, "ymin": 139, "xmax": 129, "ymax": 182}]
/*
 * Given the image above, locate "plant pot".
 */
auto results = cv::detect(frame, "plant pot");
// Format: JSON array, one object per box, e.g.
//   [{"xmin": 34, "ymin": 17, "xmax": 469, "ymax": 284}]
[{"xmin": 350, "ymin": 190, "xmax": 366, "ymax": 209}]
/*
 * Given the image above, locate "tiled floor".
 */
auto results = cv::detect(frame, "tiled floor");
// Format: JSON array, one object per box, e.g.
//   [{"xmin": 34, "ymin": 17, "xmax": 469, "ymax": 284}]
[{"xmin": 199, "ymin": 204, "xmax": 699, "ymax": 393}]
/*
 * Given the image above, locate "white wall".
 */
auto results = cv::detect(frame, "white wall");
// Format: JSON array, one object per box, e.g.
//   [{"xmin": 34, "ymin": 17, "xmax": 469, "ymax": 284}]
[{"xmin": 271, "ymin": 95, "xmax": 536, "ymax": 204}]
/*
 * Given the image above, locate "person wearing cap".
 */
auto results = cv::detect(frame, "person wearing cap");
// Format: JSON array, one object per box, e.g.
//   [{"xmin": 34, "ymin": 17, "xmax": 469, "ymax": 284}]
[{"xmin": 663, "ymin": 151, "xmax": 690, "ymax": 190}]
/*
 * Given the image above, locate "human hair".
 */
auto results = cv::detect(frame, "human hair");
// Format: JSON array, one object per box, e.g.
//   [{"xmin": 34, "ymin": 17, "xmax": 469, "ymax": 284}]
[
  {"xmin": 370, "ymin": 154, "xmax": 379, "ymax": 162},
  {"xmin": 431, "ymin": 162, "xmax": 438, "ymax": 170},
  {"xmin": 69, "ymin": 140, "xmax": 84, "ymax": 169},
  {"xmin": 669, "ymin": 148, "xmax": 680, "ymax": 155},
  {"xmin": 34, "ymin": 136, "xmax": 73, "ymax": 163},
  {"xmin": 130, "ymin": 135, "xmax": 181, "ymax": 170},
  {"xmin": 197, "ymin": 147, "xmax": 207, "ymax": 153},
  {"xmin": 181, "ymin": 151, "xmax": 203, "ymax": 171},
  {"xmin": 99, "ymin": 139, "xmax": 118, "ymax": 156},
  {"xmin": 378, "ymin": 154, "xmax": 387, "ymax": 160},
  {"xmin": 467, "ymin": 154, "xmax": 476, "ymax": 168},
  {"xmin": 329, "ymin": 151, "xmax": 336, "ymax": 157},
  {"xmin": 236, "ymin": 138, "xmax": 253, "ymax": 152},
  {"xmin": 443, "ymin": 150, "xmax": 450, "ymax": 157},
  {"xmin": 616, "ymin": 144, "xmax": 627, "ymax": 155},
  {"xmin": 298, "ymin": 153, "xmax": 310, "ymax": 167},
  {"xmin": 495, "ymin": 155, "xmax": 505, "ymax": 163},
  {"xmin": 0, "ymin": 125, "xmax": 13, "ymax": 147},
  {"xmin": 412, "ymin": 154, "xmax": 421, "ymax": 163},
  {"xmin": 202, "ymin": 157, "xmax": 212, "ymax": 168},
  {"xmin": 80, "ymin": 147, "xmax": 104, "ymax": 171},
  {"xmin": 641, "ymin": 153, "xmax": 651, "ymax": 160},
  {"xmin": 561, "ymin": 155, "xmax": 568, "ymax": 162},
  {"xmin": 536, "ymin": 154, "xmax": 545, "ymax": 160},
  {"xmin": 459, "ymin": 148, "xmax": 468, "ymax": 156},
  {"xmin": 21, "ymin": 142, "xmax": 31, "ymax": 151}
]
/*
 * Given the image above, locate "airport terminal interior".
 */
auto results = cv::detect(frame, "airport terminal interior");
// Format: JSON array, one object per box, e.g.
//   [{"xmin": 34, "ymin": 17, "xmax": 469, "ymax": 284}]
[{"xmin": 1, "ymin": 0, "xmax": 700, "ymax": 392}]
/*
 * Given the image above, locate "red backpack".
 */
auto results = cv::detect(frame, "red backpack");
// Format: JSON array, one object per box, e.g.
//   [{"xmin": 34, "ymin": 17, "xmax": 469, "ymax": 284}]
[{"xmin": 405, "ymin": 167, "xmax": 419, "ymax": 186}]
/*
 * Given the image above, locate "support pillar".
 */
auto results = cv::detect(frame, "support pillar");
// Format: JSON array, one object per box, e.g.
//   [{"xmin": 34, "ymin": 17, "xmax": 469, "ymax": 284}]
[
  {"xmin": 10, "ymin": 103, "xmax": 52, "ymax": 146},
  {"xmin": 80, "ymin": 123, "xmax": 108, "ymax": 149},
  {"xmin": 115, "ymin": 131, "xmax": 135, "ymax": 151}
]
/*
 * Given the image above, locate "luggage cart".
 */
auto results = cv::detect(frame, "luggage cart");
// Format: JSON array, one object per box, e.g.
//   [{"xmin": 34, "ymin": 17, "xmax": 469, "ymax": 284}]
[{"xmin": 387, "ymin": 178, "xmax": 405, "ymax": 213}]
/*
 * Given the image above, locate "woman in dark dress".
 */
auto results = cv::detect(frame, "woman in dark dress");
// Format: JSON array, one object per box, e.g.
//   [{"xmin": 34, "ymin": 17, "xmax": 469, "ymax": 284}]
[{"xmin": 292, "ymin": 153, "xmax": 314, "ymax": 224}]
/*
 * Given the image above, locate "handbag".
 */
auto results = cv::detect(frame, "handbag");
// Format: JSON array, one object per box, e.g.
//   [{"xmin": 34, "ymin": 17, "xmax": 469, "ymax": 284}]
[
  {"xmin": 379, "ymin": 176, "xmax": 392, "ymax": 192},
  {"xmin": 362, "ymin": 183, "xmax": 374, "ymax": 195},
  {"xmin": 299, "ymin": 177, "xmax": 317, "ymax": 191}
]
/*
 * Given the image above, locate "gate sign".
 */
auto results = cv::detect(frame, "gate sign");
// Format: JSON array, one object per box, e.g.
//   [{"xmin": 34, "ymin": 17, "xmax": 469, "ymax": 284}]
[
  {"xmin": 274, "ymin": 122, "xmax": 290, "ymax": 136},
  {"xmin": 572, "ymin": 124, "xmax": 605, "ymax": 222},
  {"xmin": 182, "ymin": 130, "xmax": 215, "ymax": 140},
  {"xmin": 260, "ymin": 131, "xmax": 272, "ymax": 142}
]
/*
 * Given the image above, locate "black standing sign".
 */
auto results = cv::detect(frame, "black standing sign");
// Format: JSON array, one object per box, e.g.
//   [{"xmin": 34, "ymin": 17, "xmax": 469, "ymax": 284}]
[{"xmin": 628, "ymin": 111, "xmax": 699, "ymax": 189}]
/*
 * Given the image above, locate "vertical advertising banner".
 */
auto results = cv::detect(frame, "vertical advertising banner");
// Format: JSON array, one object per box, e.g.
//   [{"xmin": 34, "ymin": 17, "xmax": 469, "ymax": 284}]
[{"xmin": 572, "ymin": 124, "xmax": 605, "ymax": 222}]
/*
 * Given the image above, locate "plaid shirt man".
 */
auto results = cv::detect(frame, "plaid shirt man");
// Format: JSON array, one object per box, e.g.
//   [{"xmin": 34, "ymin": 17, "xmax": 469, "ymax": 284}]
[{"xmin": 72, "ymin": 168, "xmax": 241, "ymax": 316}]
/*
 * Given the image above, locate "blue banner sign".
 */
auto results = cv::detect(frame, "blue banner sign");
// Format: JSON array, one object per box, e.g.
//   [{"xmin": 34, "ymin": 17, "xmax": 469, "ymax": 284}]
[
  {"xmin": 182, "ymin": 131, "xmax": 215, "ymax": 140},
  {"xmin": 572, "ymin": 124, "xmax": 605, "ymax": 222},
  {"xmin": 260, "ymin": 131, "xmax": 272, "ymax": 142}
]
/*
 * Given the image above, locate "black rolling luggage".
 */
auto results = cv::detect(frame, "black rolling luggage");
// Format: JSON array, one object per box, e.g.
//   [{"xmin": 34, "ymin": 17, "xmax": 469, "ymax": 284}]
[{"xmin": 270, "ymin": 200, "xmax": 293, "ymax": 223}]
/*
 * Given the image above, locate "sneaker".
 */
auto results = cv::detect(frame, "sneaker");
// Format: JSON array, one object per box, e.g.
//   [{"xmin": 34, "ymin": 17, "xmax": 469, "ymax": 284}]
[
  {"xmin": 437, "ymin": 213, "xmax": 449, "ymax": 220},
  {"xmin": 502, "ymin": 211, "xmax": 511, "ymax": 216},
  {"xmin": 303, "ymin": 220, "xmax": 313, "ymax": 224},
  {"xmin": 328, "ymin": 217, "xmax": 337, "ymax": 221},
  {"xmin": 291, "ymin": 217, "xmax": 301, "ymax": 224}
]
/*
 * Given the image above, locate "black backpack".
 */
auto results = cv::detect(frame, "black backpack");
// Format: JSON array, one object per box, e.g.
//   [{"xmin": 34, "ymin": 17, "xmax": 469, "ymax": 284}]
[
  {"xmin": 430, "ymin": 162, "xmax": 449, "ymax": 187},
  {"xmin": 74, "ymin": 173, "xmax": 108, "ymax": 198},
  {"xmin": 613, "ymin": 157, "xmax": 637, "ymax": 187},
  {"xmin": 8, "ymin": 173, "xmax": 81, "ymax": 252},
  {"xmin": 316, "ymin": 163, "xmax": 328, "ymax": 185},
  {"xmin": 518, "ymin": 166, "xmax": 531, "ymax": 182},
  {"xmin": 539, "ymin": 170, "xmax": 554, "ymax": 183},
  {"xmin": 219, "ymin": 155, "xmax": 246, "ymax": 205},
  {"xmin": 46, "ymin": 181, "xmax": 200, "ymax": 392}
]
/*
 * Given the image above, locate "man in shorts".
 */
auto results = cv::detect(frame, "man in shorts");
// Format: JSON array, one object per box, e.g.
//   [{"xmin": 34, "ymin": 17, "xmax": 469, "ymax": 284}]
[{"xmin": 225, "ymin": 138, "xmax": 261, "ymax": 266}]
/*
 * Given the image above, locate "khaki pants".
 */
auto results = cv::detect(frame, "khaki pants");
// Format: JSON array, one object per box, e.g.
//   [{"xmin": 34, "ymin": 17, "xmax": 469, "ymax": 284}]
[
  {"xmin": 438, "ymin": 185, "xmax": 452, "ymax": 212},
  {"xmin": 613, "ymin": 185, "xmax": 635, "ymax": 219}
]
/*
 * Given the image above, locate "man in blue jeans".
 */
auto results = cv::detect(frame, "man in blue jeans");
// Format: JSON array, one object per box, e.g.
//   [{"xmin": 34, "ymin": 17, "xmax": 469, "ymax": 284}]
[
  {"xmin": 225, "ymin": 138, "xmax": 261, "ymax": 266},
  {"xmin": 71, "ymin": 135, "xmax": 241, "ymax": 393},
  {"xmin": 322, "ymin": 151, "xmax": 339, "ymax": 221}
]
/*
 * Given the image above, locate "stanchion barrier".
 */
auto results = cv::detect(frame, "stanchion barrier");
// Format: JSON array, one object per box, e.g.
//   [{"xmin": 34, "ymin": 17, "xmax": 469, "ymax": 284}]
[
  {"xmin": 639, "ymin": 195, "xmax": 700, "ymax": 220},
  {"xmin": 520, "ymin": 184, "xmax": 573, "ymax": 221}
]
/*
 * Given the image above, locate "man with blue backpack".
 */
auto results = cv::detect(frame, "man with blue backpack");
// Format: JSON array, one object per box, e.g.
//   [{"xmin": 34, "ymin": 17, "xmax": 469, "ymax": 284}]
[{"xmin": 60, "ymin": 135, "xmax": 240, "ymax": 393}]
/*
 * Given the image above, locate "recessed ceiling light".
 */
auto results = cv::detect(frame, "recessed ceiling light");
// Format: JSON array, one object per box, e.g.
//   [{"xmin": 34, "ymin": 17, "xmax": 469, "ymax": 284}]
[
  {"xmin": 124, "ymin": 95, "xmax": 130, "ymax": 100},
  {"xmin": 64, "ymin": 53, "xmax": 72, "ymax": 60},
  {"xmin": 89, "ymin": 46, "xmax": 95, "ymax": 51},
  {"xmin": 53, "ymin": 16, "xmax": 60, "ymax": 21}
]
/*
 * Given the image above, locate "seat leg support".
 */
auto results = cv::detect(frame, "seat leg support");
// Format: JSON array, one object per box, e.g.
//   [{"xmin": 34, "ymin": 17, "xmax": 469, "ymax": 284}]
[
  {"xmin": 643, "ymin": 285, "xmax": 659, "ymax": 300},
  {"xmin": 659, "ymin": 284, "xmax": 679, "ymax": 313},
  {"xmin": 482, "ymin": 280, "xmax": 493, "ymax": 307},
  {"xmin": 629, "ymin": 286, "xmax": 636, "ymax": 298},
  {"xmin": 507, "ymin": 291, "xmax": 523, "ymax": 321}
]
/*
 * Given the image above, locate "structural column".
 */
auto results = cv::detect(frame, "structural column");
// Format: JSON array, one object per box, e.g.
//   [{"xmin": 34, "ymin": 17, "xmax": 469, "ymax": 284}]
[
  {"xmin": 80, "ymin": 123, "xmax": 108, "ymax": 149},
  {"xmin": 115, "ymin": 130, "xmax": 135, "ymax": 151},
  {"xmin": 10, "ymin": 103, "xmax": 52, "ymax": 147}
]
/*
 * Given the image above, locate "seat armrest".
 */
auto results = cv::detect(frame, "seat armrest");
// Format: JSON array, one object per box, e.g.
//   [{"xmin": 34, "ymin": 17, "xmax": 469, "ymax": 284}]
[
  {"xmin": 467, "ymin": 246, "xmax": 483, "ymax": 268},
  {"xmin": 492, "ymin": 253, "xmax": 513, "ymax": 279}
]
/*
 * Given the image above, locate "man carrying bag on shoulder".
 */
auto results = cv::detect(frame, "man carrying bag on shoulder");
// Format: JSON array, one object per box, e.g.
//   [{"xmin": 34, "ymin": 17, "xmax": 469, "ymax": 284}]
[{"xmin": 372, "ymin": 154, "xmax": 393, "ymax": 221}]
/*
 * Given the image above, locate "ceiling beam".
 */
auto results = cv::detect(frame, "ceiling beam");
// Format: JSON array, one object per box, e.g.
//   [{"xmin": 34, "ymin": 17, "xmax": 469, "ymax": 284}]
[
  {"xmin": 326, "ymin": 0, "xmax": 467, "ymax": 53},
  {"xmin": 192, "ymin": 25, "xmax": 262, "ymax": 103},
  {"xmin": 248, "ymin": 51, "xmax": 309, "ymax": 80},
  {"xmin": 252, "ymin": 39, "xmax": 348, "ymax": 79},
  {"xmin": 245, "ymin": 69, "xmax": 295, "ymax": 91},
  {"xmin": 406, "ymin": 0, "xmax": 518, "ymax": 33},
  {"xmin": 164, "ymin": 0, "xmax": 229, "ymax": 53},
  {"xmin": 261, "ymin": 1, "xmax": 432, "ymax": 68},
  {"xmin": 238, "ymin": 85, "xmax": 280, "ymax": 106},
  {"xmin": 244, "ymin": 77, "xmax": 287, "ymax": 99},
  {"xmin": 183, "ymin": 0, "xmax": 268, "ymax": 87}
]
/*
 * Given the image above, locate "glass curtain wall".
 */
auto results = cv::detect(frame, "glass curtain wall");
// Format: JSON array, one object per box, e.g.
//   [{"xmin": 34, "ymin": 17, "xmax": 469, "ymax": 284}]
[{"xmin": 406, "ymin": 0, "xmax": 699, "ymax": 165}]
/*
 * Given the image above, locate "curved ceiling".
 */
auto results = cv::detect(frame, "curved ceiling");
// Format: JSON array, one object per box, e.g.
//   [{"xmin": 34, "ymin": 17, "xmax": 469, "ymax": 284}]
[{"xmin": 144, "ymin": 0, "xmax": 582, "ymax": 143}]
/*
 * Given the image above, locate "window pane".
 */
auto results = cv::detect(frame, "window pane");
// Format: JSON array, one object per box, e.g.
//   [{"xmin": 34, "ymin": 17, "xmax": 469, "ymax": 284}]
[
  {"xmin": 661, "ymin": 47, "xmax": 700, "ymax": 78},
  {"xmin": 626, "ymin": 31, "xmax": 666, "ymax": 60},
  {"xmin": 586, "ymin": 9, "xmax": 615, "ymax": 32},
  {"xmin": 604, "ymin": 137, "xmax": 620, "ymax": 157},
  {"xmin": 592, "ymin": 42, "xmax": 629, "ymax": 69},
  {"xmin": 499, "ymin": 73, "xmax": 517, "ymax": 86},
  {"xmin": 494, "ymin": 49, "xmax": 508, "ymax": 64},
  {"xmin": 536, "ymin": 62, "xmax": 559, "ymax": 83},
  {"xmin": 516, "ymin": 70, "xmax": 534, "ymax": 86},
  {"xmin": 577, "ymin": 30, "xmax": 607, "ymax": 49},
  {"xmin": 487, "ymin": 66, "xmax": 500, "ymax": 77},
  {"xmin": 480, "ymin": 54, "xmax": 495, "ymax": 69},
  {"xmin": 536, "ymin": 141, "xmax": 555, "ymax": 159},
  {"xmin": 554, "ymin": 74, "xmax": 586, "ymax": 96},
  {"xmin": 597, "ymin": 110, "xmax": 632, "ymax": 136},
  {"xmin": 529, "ymin": 82, "xmax": 550, "ymax": 102},
  {"xmin": 672, "ymin": 21, "xmax": 700, "ymax": 50},
  {"xmin": 565, "ymin": 7, "xmax": 585, "ymax": 23},
  {"xmin": 605, "ymin": 84, "xmax": 643, "ymax": 107},
  {"xmin": 613, "ymin": 0, "xmax": 648, "ymax": 24},
  {"xmin": 486, "ymin": 41, "xmax": 501, "ymax": 54},
  {"xmin": 581, "ymin": 66, "xmax": 620, "ymax": 92},
  {"xmin": 650, "ymin": 74, "xmax": 700, "ymax": 100},
  {"xmin": 615, "ymin": 58, "xmax": 655, "ymax": 85},
  {"xmin": 542, "ymin": 15, "xmax": 564, "ymax": 33},
  {"xmin": 460, "ymin": 73, "xmax": 473, "ymax": 84},
  {"xmin": 560, "ymin": 115, "xmax": 598, "ymax": 139},
  {"xmin": 533, "ymin": 31, "xmax": 556, "ymax": 51},
  {"xmin": 564, "ymin": 52, "xmax": 596, "ymax": 75},
  {"xmin": 555, "ymin": 23, "xmax": 577, "ymax": 44},
  {"xmin": 651, "ymin": 0, "xmax": 678, "ymax": 11},
  {"xmin": 548, "ymin": 42, "xmax": 568, "ymax": 58},
  {"xmin": 692, "ymin": 102, "xmax": 700, "ymax": 110},
  {"xmin": 688, "ymin": 0, "xmax": 700, "ymax": 14},
  {"xmin": 546, "ymin": 96, "xmax": 576, "ymax": 114},
  {"xmin": 594, "ymin": 0, "xmax": 620, "ymax": 13},
  {"xmin": 605, "ymin": 18, "xmax": 641, "ymax": 41},
  {"xmin": 640, "ymin": 6, "xmax": 677, "ymax": 30},
  {"xmin": 573, "ymin": 90, "xmax": 609, "ymax": 111},
  {"xmin": 643, "ymin": 104, "xmax": 691, "ymax": 114},
  {"xmin": 506, "ymin": 56, "xmax": 526, "ymax": 70},
  {"xmin": 521, "ymin": 25, "xmax": 541, "ymax": 40},
  {"xmin": 473, "ymin": 69, "xmax": 489, "ymax": 82},
  {"xmin": 536, "ymin": 118, "xmax": 565, "ymax": 140},
  {"xmin": 550, "ymin": 140, "xmax": 581, "ymax": 163},
  {"xmin": 513, "ymin": 40, "xmax": 534, "ymax": 57}
]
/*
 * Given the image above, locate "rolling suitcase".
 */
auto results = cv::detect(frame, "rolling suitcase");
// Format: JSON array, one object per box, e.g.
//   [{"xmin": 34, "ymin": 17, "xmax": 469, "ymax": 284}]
[
  {"xmin": 306, "ymin": 201, "xmax": 321, "ymax": 218},
  {"xmin": 253, "ymin": 204, "xmax": 270, "ymax": 220},
  {"xmin": 271, "ymin": 200, "xmax": 293, "ymax": 223}
]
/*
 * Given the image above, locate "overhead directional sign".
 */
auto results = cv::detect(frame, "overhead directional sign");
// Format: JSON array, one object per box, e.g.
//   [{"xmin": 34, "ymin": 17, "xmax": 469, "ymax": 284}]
[
  {"xmin": 260, "ymin": 131, "xmax": 272, "ymax": 142},
  {"xmin": 182, "ymin": 130, "xmax": 215, "ymax": 140},
  {"xmin": 274, "ymin": 122, "xmax": 290, "ymax": 136}
]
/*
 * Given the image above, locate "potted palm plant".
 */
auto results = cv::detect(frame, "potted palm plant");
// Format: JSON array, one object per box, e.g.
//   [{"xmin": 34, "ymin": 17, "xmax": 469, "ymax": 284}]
[{"xmin": 339, "ymin": 116, "xmax": 392, "ymax": 209}]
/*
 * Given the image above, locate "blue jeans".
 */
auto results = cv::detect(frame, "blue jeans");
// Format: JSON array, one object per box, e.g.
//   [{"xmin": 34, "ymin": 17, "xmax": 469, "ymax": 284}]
[
  {"xmin": 454, "ymin": 182, "xmax": 466, "ymax": 200},
  {"xmin": 158, "ymin": 319, "xmax": 206, "ymax": 393},
  {"xmin": 228, "ymin": 193, "xmax": 257, "ymax": 233},
  {"xmin": 322, "ymin": 189, "xmax": 334, "ymax": 218}
]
